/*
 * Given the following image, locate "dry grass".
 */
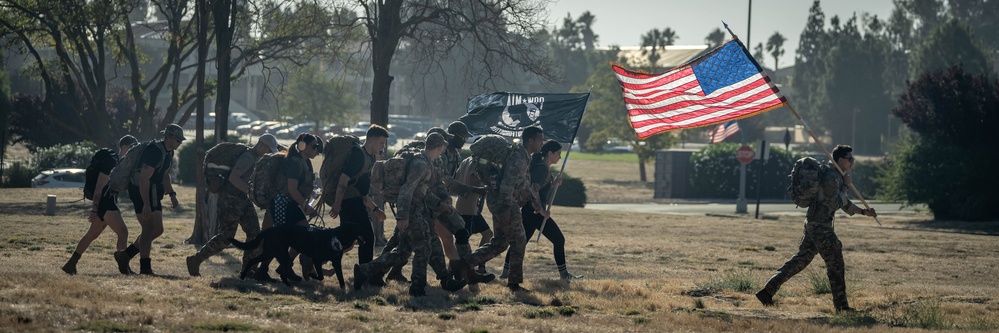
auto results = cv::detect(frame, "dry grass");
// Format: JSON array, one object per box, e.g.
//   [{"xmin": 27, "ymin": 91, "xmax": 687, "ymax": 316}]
[{"xmin": 2, "ymin": 186, "xmax": 998, "ymax": 332}]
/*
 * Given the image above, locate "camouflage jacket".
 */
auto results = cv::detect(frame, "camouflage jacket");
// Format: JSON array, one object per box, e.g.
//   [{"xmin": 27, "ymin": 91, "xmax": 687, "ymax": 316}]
[
  {"xmin": 396, "ymin": 153, "xmax": 433, "ymax": 220},
  {"xmin": 806, "ymin": 161, "xmax": 862, "ymax": 224},
  {"xmin": 492, "ymin": 143, "xmax": 537, "ymax": 209}
]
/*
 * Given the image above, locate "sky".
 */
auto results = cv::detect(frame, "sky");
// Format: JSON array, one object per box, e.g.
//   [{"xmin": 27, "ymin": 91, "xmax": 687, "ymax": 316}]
[{"xmin": 547, "ymin": 0, "xmax": 895, "ymax": 70}]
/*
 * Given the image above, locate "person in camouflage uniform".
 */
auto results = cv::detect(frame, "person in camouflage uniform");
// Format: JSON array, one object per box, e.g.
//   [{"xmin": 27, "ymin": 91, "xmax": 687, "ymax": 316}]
[
  {"xmin": 186, "ymin": 134, "xmax": 281, "ymax": 276},
  {"xmin": 756, "ymin": 145, "xmax": 877, "ymax": 312},
  {"xmin": 453, "ymin": 126, "xmax": 548, "ymax": 292},
  {"xmin": 353, "ymin": 133, "xmax": 466, "ymax": 296}
]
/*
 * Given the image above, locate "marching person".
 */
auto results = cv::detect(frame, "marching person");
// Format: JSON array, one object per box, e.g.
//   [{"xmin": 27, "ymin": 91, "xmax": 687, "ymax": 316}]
[
  {"xmin": 330, "ymin": 124, "xmax": 390, "ymax": 265},
  {"xmin": 119, "ymin": 124, "xmax": 184, "ymax": 275},
  {"xmin": 62, "ymin": 135, "xmax": 138, "ymax": 275},
  {"xmin": 453, "ymin": 155, "xmax": 494, "ymax": 276},
  {"xmin": 501, "ymin": 139, "xmax": 582, "ymax": 280},
  {"xmin": 452, "ymin": 126, "xmax": 548, "ymax": 292},
  {"xmin": 756, "ymin": 144, "xmax": 877, "ymax": 312},
  {"xmin": 186, "ymin": 134, "xmax": 281, "ymax": 276}
]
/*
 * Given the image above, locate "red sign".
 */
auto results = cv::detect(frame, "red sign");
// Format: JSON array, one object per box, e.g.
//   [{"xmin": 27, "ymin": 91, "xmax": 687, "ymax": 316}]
[{"xmin": 736, "ymin": 145, "xmax": 755, "ymax": 164}]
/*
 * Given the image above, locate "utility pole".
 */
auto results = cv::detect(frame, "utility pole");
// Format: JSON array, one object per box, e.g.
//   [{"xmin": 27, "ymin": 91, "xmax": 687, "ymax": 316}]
[{"xmin": 746, "ymin": 0, "xmax": 752, "ymax": 47}]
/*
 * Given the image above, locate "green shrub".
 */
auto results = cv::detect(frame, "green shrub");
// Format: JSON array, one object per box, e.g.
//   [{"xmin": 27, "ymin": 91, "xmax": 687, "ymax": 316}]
[
  {"xmin": 33, "ymin": 141, "xmax": 98, "ymax": 170},
  {"xmin": 176, "ymin": 135, "xmax": 248, "ymax": 185},
  {"xmin": 689, "ymin": 143, "xmax": 805, "ymax": 199},
  {"xmin": 551, "ymin": 170, "xmax": 586, "ymax": 207},
  {"xmin": 2, "ymin": 161, "xmax": 38, "ymax": 188}
]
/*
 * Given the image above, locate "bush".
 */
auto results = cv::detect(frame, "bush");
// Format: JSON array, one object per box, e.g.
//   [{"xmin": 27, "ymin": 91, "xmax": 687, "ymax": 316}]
[
  {"xmin": 688, "ymin": 143, "xmax": 804, "ymax": 199},
  {"xmin": 551, "ymin": 170, "xmax": 586, "ymax": 207},
  {"xmin": 33, "ymin": 141, "xmax": 98, "ymax": 170},
  {"xmin": 2, "ymin": 161, "xmax": 38, "ymax": 188},
  {"xmin": 176, "ymin": 135, "xmax": 249, "ymax": 185}
]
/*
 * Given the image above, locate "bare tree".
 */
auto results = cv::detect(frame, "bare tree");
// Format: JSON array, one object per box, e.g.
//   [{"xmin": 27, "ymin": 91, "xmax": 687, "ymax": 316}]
[{"xmin": 352, "ymin": 0, "xmax": 562, "ymax": 126}]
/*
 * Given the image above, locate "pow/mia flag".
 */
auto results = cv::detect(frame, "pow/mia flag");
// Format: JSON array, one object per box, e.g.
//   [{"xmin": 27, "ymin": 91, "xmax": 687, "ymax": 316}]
[{"xmin": 460, "ymin": 92, "xmax": 589, "ymax": 142}]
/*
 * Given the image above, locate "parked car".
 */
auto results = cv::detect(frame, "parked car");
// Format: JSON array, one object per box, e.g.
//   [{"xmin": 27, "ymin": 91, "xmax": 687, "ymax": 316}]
[
  {"xmin": 250, "ymin": 121, "xmax": 283, "ymax": 136},
  {"xmin": 32, "ymin": 168, "xmax": 86, "ymax": 188},
  {"xmin": 276, "ymin": 123, "xmax": 315, "ymax": 139}
]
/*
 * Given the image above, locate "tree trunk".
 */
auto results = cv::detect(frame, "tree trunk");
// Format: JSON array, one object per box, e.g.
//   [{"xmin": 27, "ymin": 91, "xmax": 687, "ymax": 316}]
[
  {"xmin": 213, "ymin": 0, "xmax": 236, "ymax": 142},
  {"xmin": 189, "ymin": 0, "xmax": 210, "ymax": 247},
  {"xmin": 638, "ymin": 155, "xmax": 648, "ymax": 182},
  {"xmin": 368, "ymin": 0, "xmax": 403, "ymax": 127}
]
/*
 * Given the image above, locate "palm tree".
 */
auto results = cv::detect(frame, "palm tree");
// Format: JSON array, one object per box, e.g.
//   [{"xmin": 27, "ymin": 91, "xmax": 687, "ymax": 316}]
[
  {"xmin": 577, "ymin": 11, "xmax": 598, "ymax": 51},
  {"xmin": 704, "ymin": 27, "xmax": 726, "ymax": 48},
  {"xmin": 640, "ymin": 27, "xmax": 679, "ymax": 72},
  {"xmin": 766, "ymin": 32, "xmax": 786, "ymax": 70}
]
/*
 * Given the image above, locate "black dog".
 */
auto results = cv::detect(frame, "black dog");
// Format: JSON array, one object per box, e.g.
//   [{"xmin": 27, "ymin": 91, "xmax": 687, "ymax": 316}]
[{"xmin": 230, "ymin": 224, "xmax": 362, "ymax": 288}]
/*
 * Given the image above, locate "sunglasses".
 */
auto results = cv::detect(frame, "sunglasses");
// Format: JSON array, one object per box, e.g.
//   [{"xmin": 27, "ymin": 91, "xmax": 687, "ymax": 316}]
[{"xmin": 844, "ymin": 156, "xmax": 855, "ymax": 162}]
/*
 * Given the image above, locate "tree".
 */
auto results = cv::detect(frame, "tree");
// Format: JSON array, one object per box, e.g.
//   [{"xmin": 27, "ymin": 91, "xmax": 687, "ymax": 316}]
[
  {"xmin": 353, "ymin": 0, "xmax": 561, "ymax": 127},
  {"xmin": 640, "ymin": 28, "xmax": 678, "ymax": 71},
  {"xmin": 792, "ymin": 0, "xmax": 830, "ymax": 129},
  {"xmin": 281, "ymin": 64, "xmax": 357, "ymax": 127},
  {"xmin": 883, "ymin": 66, "xmax": 998, "ymax": 220},
  {"xmin": 765, "ymin": 32, "xmax": 786, "ymax": 70},
  {"xmin": 704, "ymin": 28, "xmax": 726, "ymax": 48},
  {"xmin": 577, "ymin": 11, "xmax": 598, "ymax": 51},
  {"xmin": 908, "ymin": 19, "xmax": 989, "ymax": 79}
]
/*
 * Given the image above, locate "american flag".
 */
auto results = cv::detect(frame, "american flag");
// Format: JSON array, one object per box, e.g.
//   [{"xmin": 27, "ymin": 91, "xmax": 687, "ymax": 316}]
[
  {"xmin": 708, "ymin": 120, "xmax": 740, "ymax": 143},
  {"xmin": 613, "ymin": 40, "xmax": 786, "ymax": 139}
]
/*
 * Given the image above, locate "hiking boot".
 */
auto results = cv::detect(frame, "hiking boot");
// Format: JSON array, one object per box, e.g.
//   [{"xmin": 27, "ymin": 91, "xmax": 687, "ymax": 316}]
[
  {"xmin": 367, "ymin": 270, "xmax": 387, "ymax": 287},
  {"xmin": 251, "ymin": 268, "xmax": 278, "ymax": 283},
  {"xmin": 507, "ymin": 283, "xmax": 529, "ymax": 293},
  {"xmin": 386, "ymin": 265, "xmax": 408, "ymax": 283},
  {"xmin": 440, "ymin": 274, "xmax": 468, "ymax": 292},
  {"xmin": 451, "ymin": 259, "xmax": 493, "ymax": 284},
  {"xmin": 62, "ymin": 252, "xmax": 81, "ymax": 275},
  {"xmin": 755, "ymin": 290, "xmax": 775, "ymax": 306},
  {"xmin": 499, "ymin": 266, "xmax": 509, "ymax": 279},
  {"xmin": 352, "ymin": 264, "xmax": 368, "ymax": 290},
  {"xmin": 186, "ymin": 255, "xmax": 201, "ymax": 276},
  {"xmin": 560, "ymin": 271, "xmax": 583, "ymax": 280},
  {"xmin": 113, "ymin": 251, "xmax": 132, "ymax": 275},
  {"xmin": 139, "ymin": 258, "xmax": 154, "ymax": 275},
  {"xmin": 475, "ymin": 265, "xmax": 488, "ymax": 275},
  {"xmin": 408, "ymin": 285, "xmax": 426, "ymax": 297}
]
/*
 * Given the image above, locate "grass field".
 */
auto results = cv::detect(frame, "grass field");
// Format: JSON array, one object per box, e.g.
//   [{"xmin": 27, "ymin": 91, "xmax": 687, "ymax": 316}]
[{"xmin": 2, "ymin": 185, "xmax": 998, "ymax": 332}]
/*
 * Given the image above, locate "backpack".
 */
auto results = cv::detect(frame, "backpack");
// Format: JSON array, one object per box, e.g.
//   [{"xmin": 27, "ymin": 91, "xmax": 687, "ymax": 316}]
[
  {"xmin": 204, "ymin": 142, "xmax": 251, "ymax": 193},
  {"xmin": 319, "ymin": 135, "xmax": 362, "ymax": 206},
  {"xmin": 107, "ymin": 141, "xmax": 165, "ymax": 193},
  {"xmin": 250, "ymin": 151, "xmax": 287, "ymax": 209},
  {"xmin": 468, "ymin": 135, "xmax": 512, "ymax": 185},
  {"xmin": 376, "ymin": 145, "xmax": 424, "ymax": 203},
  {"xmin": 787, "ymin": 157, "xmax": 826, "ymax": 208},
  {"xmin": 84, "ymin": 148, "xmax": 119, "ymax": 200}
]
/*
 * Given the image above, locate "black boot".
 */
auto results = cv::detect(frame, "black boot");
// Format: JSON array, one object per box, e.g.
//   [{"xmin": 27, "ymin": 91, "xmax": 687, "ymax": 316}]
[
  {"xmin": 507, "ymin": 283, "xmax": 529, "ymax": 292},
  {"xmin": 440, "ymin": 273, "xmax": 467, "ymax": 292},
  {"xmin": 113, "ymin": 251, "xmax": 133, "ymax": 275},
  {"xmin": 451, "ymin": 259, "xmax": 494, "ymax": 284},
  {"xmin": 62, "ymin": 252, "xmax": 82, "ymax": 275},
  {"xmin": 408, "ymin": 284, "xmax": 426, "ymax": 297},
  {"xmin": 386, "ymin": 264, "xmax": 408, "ymax": 283},
  {"xmin": 756, "ymin": 289, "xmax": 775, "ymax": 306},
  {"xmin": 139, "ymin": 258, "xmax": 154, "ymax": 275},
  {"xmin": 353, "ymin": 264, "xmax": 368, "ymax": 291}
]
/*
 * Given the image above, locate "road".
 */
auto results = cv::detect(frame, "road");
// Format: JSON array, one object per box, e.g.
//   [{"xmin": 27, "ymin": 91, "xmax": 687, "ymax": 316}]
[{"xmin": 585, "ymin": 201, "xmax": 925, "ymax": 217}]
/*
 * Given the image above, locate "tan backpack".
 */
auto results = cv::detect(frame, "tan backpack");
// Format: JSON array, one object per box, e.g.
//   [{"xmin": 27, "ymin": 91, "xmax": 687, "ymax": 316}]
[{"xmin": 204, "ymin": 142, "xmax": 251, "ymax": 193}]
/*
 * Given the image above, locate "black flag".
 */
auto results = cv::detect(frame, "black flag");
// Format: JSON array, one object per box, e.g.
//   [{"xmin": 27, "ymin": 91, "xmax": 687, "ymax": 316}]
[{"xmin": 460, "ymin": 92, "xmax": 589, "ymax": 142}]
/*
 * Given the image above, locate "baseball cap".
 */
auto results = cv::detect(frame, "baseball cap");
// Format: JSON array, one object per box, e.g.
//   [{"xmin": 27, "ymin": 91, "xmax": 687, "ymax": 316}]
[
  {"xmin": 161, "ymin": 124, "xmax": 186, "ymax": 141},
  {"xmin": 447, "ymin": 121, "xmax": 472, "ymax": 139},
  {"xmin": 427, "ymin": 127, "xmax": 453, "ymax": 142},
  {"xmin": 426, "ymin": 132, "xmax": 447, "ymax": 149},
  {"xmin": 258, "ymin": 133, "xmax": 280, "ymax": 153}
]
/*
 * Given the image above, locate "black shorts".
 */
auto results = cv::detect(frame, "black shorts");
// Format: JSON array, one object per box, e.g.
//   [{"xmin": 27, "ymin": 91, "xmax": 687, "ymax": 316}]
[
  {"xmin": 128, "ymin": 183, "xmax": 164, "ymax": 214},
  {"xmin": 95, "ymin": 194, "xmax": 120, "ymax": 221},
  {"xmin": 270, "ymin": 194, "xmax": 306, "ymax": 226},
  {"xmin": 461, "ymin": 214, "xmax": 490, "ymax": 234}
]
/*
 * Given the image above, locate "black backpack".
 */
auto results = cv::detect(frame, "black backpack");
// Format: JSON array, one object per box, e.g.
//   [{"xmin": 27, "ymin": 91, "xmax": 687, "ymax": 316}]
[{"xmin": 84, "ymin": 148, "xmax": 119, "ymax": 200}]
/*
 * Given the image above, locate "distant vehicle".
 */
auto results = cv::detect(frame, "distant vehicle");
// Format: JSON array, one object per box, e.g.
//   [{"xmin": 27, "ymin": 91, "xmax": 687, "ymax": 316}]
[
  {"xmin": 236, "ymin": 120, "xmax": 267, "ymax": 135},
  {"xmin": 276, "ymin": 123, "xmax": 315, "ymax": 139},
  {"xmin": 250, "ymin": 121, "xmax": 283, "ymax": 136},
  {"xmin": 231, "ymin": 114, "xmax": 252, "ymax": 126},
  {"xmin": 32, "ymin": 168, "xmax": 86, "ymax": 188}
]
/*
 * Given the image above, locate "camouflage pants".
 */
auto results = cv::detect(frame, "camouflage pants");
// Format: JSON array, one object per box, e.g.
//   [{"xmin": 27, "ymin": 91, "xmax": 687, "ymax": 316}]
[
  {"xmin": 380, "ymin": 216, "xmax": 450, "ymax": 279},
  {"xmin": 763, "ymin": 222, "xmax": 848, "ymax": 310},
  {"xmin": 360, "ymin": 206, "xmax": 435, "ymax": 288},
  {"xmin": 194, "ymin": 193, "xmax": 261, "ymax": 265},
  {"xmin": 467, "ymin": 199, "xmax": 526, "ymax": 284}
]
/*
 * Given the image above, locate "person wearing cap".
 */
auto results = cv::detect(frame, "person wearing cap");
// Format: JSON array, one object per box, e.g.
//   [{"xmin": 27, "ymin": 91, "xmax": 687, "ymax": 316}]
[
  {"xmin": 187, "ymin": 133, "xmax": 281, "ymax": 277},
  {"xmin": 120, "ymin": 124, "xmax": 185, "ymax": 275},
  {"xmin": 354, "ymin": 132, "xmax": 467, "ymax": 296},
  {"xmin": 62, "ymin": 135, "xmax": 139, "ymax": 276}
]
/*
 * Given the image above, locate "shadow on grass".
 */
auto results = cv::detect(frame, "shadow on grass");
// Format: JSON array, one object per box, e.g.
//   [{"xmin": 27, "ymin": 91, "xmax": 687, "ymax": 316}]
[{"xmin": 893, "ymin": 219, "xmax": 999, "ymax": 236}]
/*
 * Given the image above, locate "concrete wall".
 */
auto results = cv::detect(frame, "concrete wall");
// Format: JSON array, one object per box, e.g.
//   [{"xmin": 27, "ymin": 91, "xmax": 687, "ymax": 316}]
[{"xmin": 654, "ymin": 149, "xmax": 697, "ymax": 199}]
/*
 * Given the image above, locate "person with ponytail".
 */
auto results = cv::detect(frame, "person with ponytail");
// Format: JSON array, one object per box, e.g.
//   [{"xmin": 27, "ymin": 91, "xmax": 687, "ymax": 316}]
[
  {"xmin": 272, "ymin": 133, "xmax": 322, "ymax": 227},
  {"xmin": 500, "ymin": 139, "xmax": 582, "ymax": 280}
]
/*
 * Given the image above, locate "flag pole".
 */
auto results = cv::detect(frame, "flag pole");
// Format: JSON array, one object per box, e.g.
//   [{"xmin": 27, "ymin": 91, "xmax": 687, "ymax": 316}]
[
  {"xmin": 785, "ymin": 104, "xmax": 881, "ymax": 226},
  {"xmin": 536, "ymin": 87, "xmax": 592, "ymax": 242}
]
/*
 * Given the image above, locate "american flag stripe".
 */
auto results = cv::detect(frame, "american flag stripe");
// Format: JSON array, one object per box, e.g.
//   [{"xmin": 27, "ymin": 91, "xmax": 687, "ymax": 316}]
[
  {"xmin": 710, "ymin": 121, "xmax": 740, "ymax": 143},
  {"xmin": 614, "ymin": 40, "xmax": 786, "ymax": 139}
]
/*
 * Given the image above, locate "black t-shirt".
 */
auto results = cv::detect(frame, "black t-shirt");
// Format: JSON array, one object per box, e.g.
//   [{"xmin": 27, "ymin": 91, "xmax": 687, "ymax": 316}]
[
  {"xmin": 281, "ymin": 154, "xmax": 312, "ymax": 186},
  {"xmin": 138, "ymin": 142, "xmax": 172, "ymax": 185},
  {"xmin": 529, "ymin": 157, "xmax": 552, "ymax": 203},
  {"xmin": 341, "ymin": 146, "xmax": 371, "ymax": 196},
  {"xmin": 96, "ymin": 151, "xmax": 118, "ymax": 197}
]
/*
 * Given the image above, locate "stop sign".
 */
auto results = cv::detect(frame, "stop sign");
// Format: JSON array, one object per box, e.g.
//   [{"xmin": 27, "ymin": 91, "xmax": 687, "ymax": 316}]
[{"xmin": 736, "ymin": 145, "xmax": 755, "ymax": 164}]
